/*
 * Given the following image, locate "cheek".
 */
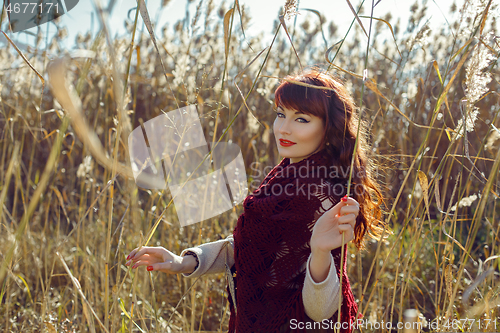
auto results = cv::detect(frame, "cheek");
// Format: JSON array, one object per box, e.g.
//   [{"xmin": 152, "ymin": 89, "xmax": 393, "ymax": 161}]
[
  {"xmin": 308, "ymin": 124, "xmax": 325, "ymax": 145},
  {"xmin": 307, "ymin": 132, "xmax": 320, "ymax": 145}
]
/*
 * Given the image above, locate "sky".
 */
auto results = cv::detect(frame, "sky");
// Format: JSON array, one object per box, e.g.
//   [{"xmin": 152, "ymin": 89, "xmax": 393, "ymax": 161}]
[{"xmin": 1, "ymin": 0, "xmax": 459, "ymax": 50}]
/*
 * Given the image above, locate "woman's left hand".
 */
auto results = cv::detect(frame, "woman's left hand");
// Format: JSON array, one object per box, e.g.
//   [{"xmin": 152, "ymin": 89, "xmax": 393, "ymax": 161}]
[{"xmin": 310, "ymin": 196, "xmax": 359, "ymax": 254}]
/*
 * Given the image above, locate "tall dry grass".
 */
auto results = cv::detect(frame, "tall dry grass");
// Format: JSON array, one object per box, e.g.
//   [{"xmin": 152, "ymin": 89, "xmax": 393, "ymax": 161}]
[{"xmin": 0, "ymin": 0, "xmax": 499, "ymax": 332}]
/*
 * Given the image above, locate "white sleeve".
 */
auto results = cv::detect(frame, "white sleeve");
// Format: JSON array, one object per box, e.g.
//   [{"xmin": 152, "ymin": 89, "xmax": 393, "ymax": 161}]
[
  {"xmin": 302, "ymin": 253, "xmax": 341, "ymax": 322},
  {"xmin": 180, "ymin": 235, "xmax": 234, "ymax": 278}
]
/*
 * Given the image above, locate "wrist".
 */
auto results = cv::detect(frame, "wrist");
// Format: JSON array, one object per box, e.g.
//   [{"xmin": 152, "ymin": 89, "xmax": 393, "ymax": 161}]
[
  {"xmin": 309, "ymin": 250, "xmax": 332, "ymax": 283},
  {"xmin": 310, "ymin": 241, "xmax": 330, "ymax": 256},
  {"xmin": 181, "ymin": 252, "xmax": 199, "ymax": 274},
  {"xmin": 310, "ymin": 248, "xmax": 331, "ymax": 261}
]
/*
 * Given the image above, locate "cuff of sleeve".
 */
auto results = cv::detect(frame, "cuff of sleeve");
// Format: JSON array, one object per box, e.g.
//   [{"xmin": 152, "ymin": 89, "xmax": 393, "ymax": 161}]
[
  {"xmin": 180, "ymin": 247, "xmax": 202, "ymax": 278},
  {"xmin": 306, "ymin": 252, "xmax": 339, "ymax": 287}
]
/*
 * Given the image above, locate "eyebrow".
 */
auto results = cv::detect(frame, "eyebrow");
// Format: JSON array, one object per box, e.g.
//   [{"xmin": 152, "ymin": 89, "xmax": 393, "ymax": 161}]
[{"xmin": 276, "ymin": 106, "xmax": 307, "ymax": 115}]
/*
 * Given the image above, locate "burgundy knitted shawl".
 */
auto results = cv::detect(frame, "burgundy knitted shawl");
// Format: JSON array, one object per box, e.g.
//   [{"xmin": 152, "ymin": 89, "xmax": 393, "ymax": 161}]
[{"xmin": 228, "ymin": 150, "xmax": 358, "ymax": 332}]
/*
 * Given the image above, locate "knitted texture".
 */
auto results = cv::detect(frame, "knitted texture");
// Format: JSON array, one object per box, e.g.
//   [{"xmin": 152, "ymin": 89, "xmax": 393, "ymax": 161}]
[{"xmin": 228, "ymin": 150, "xmax": 358, "ymax": 332}]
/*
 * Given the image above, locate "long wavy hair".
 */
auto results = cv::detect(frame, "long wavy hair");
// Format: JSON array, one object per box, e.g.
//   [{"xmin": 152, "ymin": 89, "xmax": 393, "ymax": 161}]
[{"xmin": 273, "ymin": 67, "xmax": 388, "ymax": 249}]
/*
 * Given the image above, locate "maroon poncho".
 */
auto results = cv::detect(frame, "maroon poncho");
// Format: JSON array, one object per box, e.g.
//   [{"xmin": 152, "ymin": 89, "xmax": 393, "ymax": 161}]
[{"xmin": 228, "ymin": 150, "xmax": 358, "ymax": 332}]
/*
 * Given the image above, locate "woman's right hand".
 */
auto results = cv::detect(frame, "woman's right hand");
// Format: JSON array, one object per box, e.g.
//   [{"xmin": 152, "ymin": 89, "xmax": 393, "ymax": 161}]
[{"xmin": 125, "ymin": 246, "xmax": 196, "ymax": 274}]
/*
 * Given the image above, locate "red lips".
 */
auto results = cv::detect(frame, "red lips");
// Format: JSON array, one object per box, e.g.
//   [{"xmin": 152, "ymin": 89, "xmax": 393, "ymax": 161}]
[{"xmin": 279, "ymin": 139, "xmax": 296, "ymax": 147}]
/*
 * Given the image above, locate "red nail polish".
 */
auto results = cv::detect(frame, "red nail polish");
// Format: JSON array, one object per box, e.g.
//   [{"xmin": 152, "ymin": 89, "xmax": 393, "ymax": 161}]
[
  {"xmin": 126, "ymin": 254, "xmax": 131, "ymax": 260},
  {"xmin": 341, "ymin": 196, "xmax": 348, "ymax": 202},
  {"xmin": 132, "ymin": 263, "xmax": 138, "ymax": 269},
  {"xmin": 147, "ymin": 266, "xmax": 153, "ymax": 271}
]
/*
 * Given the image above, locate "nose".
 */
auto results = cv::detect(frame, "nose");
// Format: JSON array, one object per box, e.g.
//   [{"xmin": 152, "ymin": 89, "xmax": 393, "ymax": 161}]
[{"xmin": 278, "ymin": 119, "xmax": 291, "ymax": 135}]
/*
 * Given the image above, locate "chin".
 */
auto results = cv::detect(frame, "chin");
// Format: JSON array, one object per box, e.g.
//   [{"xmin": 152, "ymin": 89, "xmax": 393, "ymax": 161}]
[
  {"xmin": 277, "ymin": 150, "xmax": 298, "ymax": 160},
  {"xmin": 276, "ymin": 146, "xmax": 292, "ymax": 157}
]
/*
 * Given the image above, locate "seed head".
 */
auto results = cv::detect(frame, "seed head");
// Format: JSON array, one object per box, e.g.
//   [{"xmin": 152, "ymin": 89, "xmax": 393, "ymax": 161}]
[{"xmin": 283, "ymin": 0, "xmax": 298, "ymax": 21}]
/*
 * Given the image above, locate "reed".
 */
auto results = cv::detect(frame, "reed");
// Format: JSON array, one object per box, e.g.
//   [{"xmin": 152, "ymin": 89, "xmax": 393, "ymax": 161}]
[{"xmin": 0, "ymin": 0, "xmax": 499, "ymax": 331}]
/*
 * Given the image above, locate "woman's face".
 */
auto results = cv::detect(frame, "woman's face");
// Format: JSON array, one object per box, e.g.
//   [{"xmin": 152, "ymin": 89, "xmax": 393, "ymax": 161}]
[{"xmin": 273, "ymin": 105, "xmax": 325, "ymax": 164}]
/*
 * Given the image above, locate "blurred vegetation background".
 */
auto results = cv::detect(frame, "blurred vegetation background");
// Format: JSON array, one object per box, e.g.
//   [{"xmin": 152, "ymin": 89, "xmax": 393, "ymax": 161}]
[{"xmin": 0, "ymin": 0, "xmax": 499, "ymax": 332}]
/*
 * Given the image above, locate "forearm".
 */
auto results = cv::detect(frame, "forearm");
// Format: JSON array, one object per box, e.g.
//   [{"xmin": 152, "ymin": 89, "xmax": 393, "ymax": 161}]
[{"xmin": 309, "ymin": 249, "xmax": 331, "ymax": 283}]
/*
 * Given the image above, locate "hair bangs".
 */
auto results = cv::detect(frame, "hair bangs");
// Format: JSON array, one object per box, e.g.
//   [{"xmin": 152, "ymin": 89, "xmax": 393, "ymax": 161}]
[{"xmin": 274, "ymin": 77, "xmax": 331, "ymax": 120}]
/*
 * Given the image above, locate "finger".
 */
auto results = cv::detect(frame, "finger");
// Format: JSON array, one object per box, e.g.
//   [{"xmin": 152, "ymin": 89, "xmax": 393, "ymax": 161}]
[
  {"xmin": 126, "ymin": 247, "xmax": 141, "ymax": 260},
  {"xmin": 129, "ymin": 246, "xmax": 163, "ymax": 260},
  {"xmin": 147, "ymin": 261, "xmax": 173, "ymax": 273},
  {"xmin": 129, "ymin": 253, "xmax": 154, "ymax": 264},
  {"xmin": 343, "ymin": 197, "xmax": 359, "ymax": 206},
  {"xmin": 338, "ymin": 225, "xmax": 355, "ymax": 241},
  {"xmin": 327, "ymin": 199, "xmax": 348, "ymax": 217},
  {"xmin": 131, "ymin": 260, "xmax": 153, "ymax": 269},
  {"xmin": 125, "ymin": 254, "xmax": 159, "ymax": 266},
  {"xmin": 339, "ymin": 205, "xmax": 359, "ymax": 217},
  {"xmin": 131, "ymin": 257, "xmax": 164, "ymax": 269},
  {"xmin": 338, "ymin": 224, "xmax": 351, "ymax": 233},
  {"xmin": 340, "ymin": 204, "xmax": 359, "ymax": 213},
  {"xmin": 131, "ymin": 253, "xmax": 154, "ymax": 260},
  {"xmin": 338, "ymin": 213, "xmax": 356, "ymax": 227}
]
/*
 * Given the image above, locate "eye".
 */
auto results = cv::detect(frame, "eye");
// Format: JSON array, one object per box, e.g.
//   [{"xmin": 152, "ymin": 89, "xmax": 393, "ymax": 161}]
[{"xmin": 273, "ymin": 107, "xmax": 310, "ymax": 123}]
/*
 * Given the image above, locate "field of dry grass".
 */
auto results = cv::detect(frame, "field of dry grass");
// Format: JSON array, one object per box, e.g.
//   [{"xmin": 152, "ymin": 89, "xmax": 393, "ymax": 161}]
[{"xmin": 0, "ymin": 0, "xmax": 499, "ymax": 332}]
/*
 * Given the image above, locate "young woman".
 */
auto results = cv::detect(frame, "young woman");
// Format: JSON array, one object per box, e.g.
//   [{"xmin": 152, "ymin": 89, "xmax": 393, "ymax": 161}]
[{"xmin": 126, "ymin": 68, "xmax": 385, "ymax": 332}]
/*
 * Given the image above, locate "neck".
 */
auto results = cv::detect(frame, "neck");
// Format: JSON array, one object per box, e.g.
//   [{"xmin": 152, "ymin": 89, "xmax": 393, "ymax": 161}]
[{"xmin": 289, "ymin": 157, "xmax": 305, "ymax": 164}]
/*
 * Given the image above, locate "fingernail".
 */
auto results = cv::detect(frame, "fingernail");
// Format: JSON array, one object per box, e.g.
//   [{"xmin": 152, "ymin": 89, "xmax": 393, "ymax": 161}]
[
  {"xmin": 126, "ymin": 254, "xmax": 131, "ymax": 260},
  {"xmin": 126, "ymin": 260, "xmax": 131, "ymax": 266},
  {"xmin": 341, "ymin": 196, "xmax": 348, "ymax": 202},
  {"xmin": 132, "ymin": 263, "xmax": 138, "ymax": 269},
  {"xmin": 147, "ymin": 266, "xmax": 153, "ymax": 271}
]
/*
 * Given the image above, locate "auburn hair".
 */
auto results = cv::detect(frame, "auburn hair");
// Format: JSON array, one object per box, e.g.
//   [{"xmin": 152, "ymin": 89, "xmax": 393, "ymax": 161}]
[{"xmin": 273, "ymin": 67, "xmax": 388, "ymax": 249}]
